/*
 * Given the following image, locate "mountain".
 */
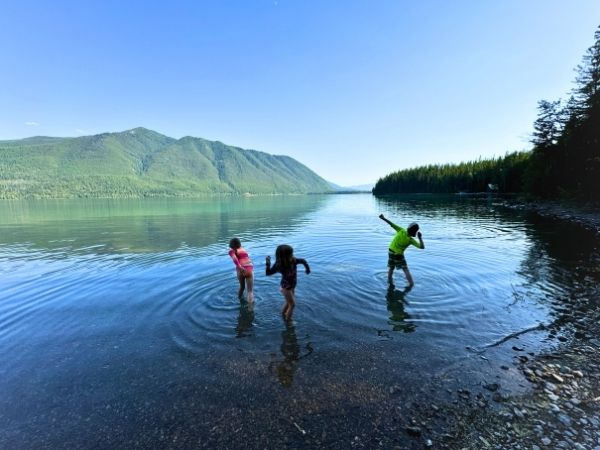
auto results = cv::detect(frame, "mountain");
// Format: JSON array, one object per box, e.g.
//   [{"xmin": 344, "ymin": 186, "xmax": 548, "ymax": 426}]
[
  {"xmin": 346, "ymin": 183, "xmax": 374, "ymax": 192},
  {"xmin": 327, "ymin": 181, "xmax": 374, "ymax": 193},
  {"xmin": 0, "ymin": 128, "xmax": 334, "ymax": 198}
]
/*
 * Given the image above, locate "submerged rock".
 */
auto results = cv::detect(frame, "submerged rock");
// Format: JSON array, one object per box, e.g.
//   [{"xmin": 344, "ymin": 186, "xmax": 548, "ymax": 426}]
[{"xmin": 405, "ymin": 426, "xmax": 421, "ymax": 437}]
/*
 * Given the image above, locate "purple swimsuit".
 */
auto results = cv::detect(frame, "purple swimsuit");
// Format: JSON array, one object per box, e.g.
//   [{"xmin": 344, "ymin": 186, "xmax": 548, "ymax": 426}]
[{"xmin": 266, "ymin": 257, "xmax": 309, "ymax": 290}]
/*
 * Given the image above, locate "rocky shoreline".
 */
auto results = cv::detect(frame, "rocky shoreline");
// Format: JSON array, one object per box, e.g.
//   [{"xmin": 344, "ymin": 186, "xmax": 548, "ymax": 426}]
[
  {"xmin": 502, "ymin": 199, "xmax": 600, "ymax": 234},
  {"xmin": 436, "ymin": 326, "xmax": 600, "ymax": 449},
  {"xmin": 414, "ymin": 200, "xmax": 600, "ymax": 450}
]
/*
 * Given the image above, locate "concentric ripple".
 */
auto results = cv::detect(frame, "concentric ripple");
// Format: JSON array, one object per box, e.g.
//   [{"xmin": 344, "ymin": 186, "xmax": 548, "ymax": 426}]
[{"xmin": 0, "ymin": 194, "xmax": 599, "ymax": 447}]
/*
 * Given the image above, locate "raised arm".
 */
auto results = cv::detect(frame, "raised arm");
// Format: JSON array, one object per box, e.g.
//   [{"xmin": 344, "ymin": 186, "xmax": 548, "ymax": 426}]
[
  {"xmin": 296, "ymin": 258, "xmax": 311, "ymax": 275},
  {"xmin": 417, "ymin": 231, "xmax": 425, "ymax": 249},
  {"xmin": 379, "ymin": 214, "xmax": 399, "ymax": 230},
  {"xmin": 265, "ymin": 256, "xmax": 278, "ymax": 276}
]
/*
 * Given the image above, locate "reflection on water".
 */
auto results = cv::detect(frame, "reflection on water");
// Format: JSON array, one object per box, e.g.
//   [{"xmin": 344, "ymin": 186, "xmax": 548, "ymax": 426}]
[
  {"xmin": 235, "ymin": 303, "xmax": 255, "ymax": 338},
  {"xmin": 1, "ymin": 194, "xmax": 599, "ymax": 448},
  {"xmin": 518, "ymin": 214, "xmax": 600, "ymax": 333},
  {"xmin": 386, "ymin": 285, "xmax": 416, "ymax": 333},
  {"xmin": 270, "ymin": 322, "xmax": 313, "ymax": 387},
  {"xmin": 0, "ymin": 196, "xmax": 327, "ymax": 255}
]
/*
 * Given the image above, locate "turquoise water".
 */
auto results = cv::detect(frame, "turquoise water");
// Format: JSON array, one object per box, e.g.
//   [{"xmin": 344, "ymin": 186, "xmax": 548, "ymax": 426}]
[{"xmin": 1, "ymin": 194, "xmax": 598, "ymax": 448}]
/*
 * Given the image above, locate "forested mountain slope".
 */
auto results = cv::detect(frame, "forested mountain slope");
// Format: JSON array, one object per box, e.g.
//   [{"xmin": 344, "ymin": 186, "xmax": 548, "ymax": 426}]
[{"xmin": 0, "ymin": 128, "xmax": 333, "ymax": 198}]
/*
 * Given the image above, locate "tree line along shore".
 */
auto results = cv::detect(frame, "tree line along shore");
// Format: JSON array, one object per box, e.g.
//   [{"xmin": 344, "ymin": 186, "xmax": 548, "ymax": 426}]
[{"xmin": 373, "ymin": 26, "xmax": 600, "ymax": 203}]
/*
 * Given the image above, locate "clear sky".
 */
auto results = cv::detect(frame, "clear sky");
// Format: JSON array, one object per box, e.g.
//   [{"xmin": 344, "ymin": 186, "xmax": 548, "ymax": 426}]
[{"xmin": 1, "ymin": 1, "xmax": 599, "ymax": 186}]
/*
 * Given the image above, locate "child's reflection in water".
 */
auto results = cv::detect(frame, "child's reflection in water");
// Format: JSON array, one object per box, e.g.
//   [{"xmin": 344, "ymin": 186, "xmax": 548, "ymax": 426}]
[
  {"xmin": 235, "ymin": 303, "xmax": 255, "ymax": 338},
  {"xmin": 271, "ymin": 321, "xmax": 313, "ymax": 387},
  {"xmin": 386, "ymin": 285, "xmax": 416, "ymax": 333}
]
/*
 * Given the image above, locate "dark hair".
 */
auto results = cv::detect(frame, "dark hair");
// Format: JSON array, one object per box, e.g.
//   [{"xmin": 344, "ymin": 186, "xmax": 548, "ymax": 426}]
[
  {"xmin": 229, "ymin": 237, "xmax": 241, "ymax": 249},
  {"xmin": 275, "ymin": 244, "xmax": 294, "ymax": 272},
  {"xmin": 407, "ymin": 223, "xmax": 419, "ymax": 237}
]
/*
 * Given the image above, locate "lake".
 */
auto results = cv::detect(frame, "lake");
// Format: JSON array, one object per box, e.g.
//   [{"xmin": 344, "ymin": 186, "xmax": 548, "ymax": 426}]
[{"xmin": 1, "ymin": 194, "xmax": 598, "ymax": 448}]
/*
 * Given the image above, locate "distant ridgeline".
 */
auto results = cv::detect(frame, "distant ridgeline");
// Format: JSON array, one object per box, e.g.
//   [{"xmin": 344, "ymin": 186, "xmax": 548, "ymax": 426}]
[
  {"xmin": 0, "ymin": 128, "xmax": 333, "ymax": 198},
  {"xmin": 374, "ymin": 25, "xmax": 600, "ymax": 201}
]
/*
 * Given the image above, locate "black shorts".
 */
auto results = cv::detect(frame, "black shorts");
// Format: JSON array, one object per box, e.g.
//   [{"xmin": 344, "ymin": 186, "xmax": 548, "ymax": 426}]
[{"xmin": 387, "ymin": 250, "xmax": 407, "ymax": 270}]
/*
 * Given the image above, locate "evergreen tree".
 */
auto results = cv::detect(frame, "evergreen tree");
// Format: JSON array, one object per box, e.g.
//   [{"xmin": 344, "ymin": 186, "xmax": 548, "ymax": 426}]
[
  {"xmin": 566, "ymin": 25, "xmax": 600, "ymax": 199},
  {"xmin": 531, "ymin": 100, "xmax": 563, "ymax": 148}
]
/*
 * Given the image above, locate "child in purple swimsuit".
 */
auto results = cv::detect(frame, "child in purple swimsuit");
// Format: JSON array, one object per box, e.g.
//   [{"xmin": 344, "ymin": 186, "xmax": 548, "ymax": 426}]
[{"xmin": 266, "ymin": 244, "xmax": 310, "ymax": 321}]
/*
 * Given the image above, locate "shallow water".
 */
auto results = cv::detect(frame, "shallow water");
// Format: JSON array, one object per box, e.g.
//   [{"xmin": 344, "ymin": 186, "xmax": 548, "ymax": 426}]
[{"xmin": 1, "ymin": 194, "xmax": 598, "ymax": 448}]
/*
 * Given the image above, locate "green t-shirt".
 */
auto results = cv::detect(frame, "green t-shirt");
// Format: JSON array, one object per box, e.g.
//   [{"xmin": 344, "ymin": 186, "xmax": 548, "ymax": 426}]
[{"xmin": 389, "ymin": 223, "xmax": 421, "ymax": 255}]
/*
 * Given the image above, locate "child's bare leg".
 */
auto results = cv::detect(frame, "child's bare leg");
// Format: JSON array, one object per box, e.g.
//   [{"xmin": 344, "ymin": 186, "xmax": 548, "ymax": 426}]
[
  {"xmin": 282, "ymin": 289, "xmax": 295, "ymax": 320},
  {"xmin": 237, "ymin": 271, "xmax": 245, "ymax": 299},
  {"xmin": 280, "ymin": 288, "xmax": 289, "ymax": 316},
  {"xmin": 246, "ymin": 273, "xmax": 254, "ymax": 303},
  {"xmin": 387, "ymin": 267, "xmax": 395, "ymax": 285},
  {"xmin": 402, "ymin": 267, "xmax": 414, "ymax": 287}
]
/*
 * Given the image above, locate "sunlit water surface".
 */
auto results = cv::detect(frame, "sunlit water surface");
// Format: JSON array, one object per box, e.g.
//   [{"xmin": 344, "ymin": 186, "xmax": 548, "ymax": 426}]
[{"xmin": 1, "ymin": 194, "xmax": 598, "ymax": 448}]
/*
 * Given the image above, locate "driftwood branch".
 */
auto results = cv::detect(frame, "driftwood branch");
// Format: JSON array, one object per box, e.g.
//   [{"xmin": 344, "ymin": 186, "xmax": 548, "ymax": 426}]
[{"xmin": 467, "ymin": 323, "xmax": 547, "ymax": 354}]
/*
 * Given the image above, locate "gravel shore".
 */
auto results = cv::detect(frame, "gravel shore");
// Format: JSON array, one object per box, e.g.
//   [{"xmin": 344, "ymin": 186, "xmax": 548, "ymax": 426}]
[{"xmin": 423, "ymin": 200, "xmax": 600, "ymax": 450}]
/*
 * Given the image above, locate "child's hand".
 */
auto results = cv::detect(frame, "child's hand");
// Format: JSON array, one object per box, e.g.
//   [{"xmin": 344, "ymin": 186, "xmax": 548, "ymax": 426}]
[
  {"xmin": 417, "ymin": 231, "xmax": 422, "ymax": 239},
  {"xmin": 306, "ymin": 268, "xmax": 311, "ymax": 275},
  {"xmin": 378, "ymin": 214, "xmax": 384, "ymax": 219},
  {"xmin": 266, "ymin": 256, "xmax": 271, "ymax": 263}
]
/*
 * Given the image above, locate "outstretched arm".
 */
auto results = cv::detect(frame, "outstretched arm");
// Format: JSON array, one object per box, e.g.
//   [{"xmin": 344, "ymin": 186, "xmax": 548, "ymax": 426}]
[
  {"xmin": 379, "ymin": 214, "xmax": 399, "ymax": 230},
  {"xmin": 296, "ymin": 258, "xmax": 311, "ymax": 275}
]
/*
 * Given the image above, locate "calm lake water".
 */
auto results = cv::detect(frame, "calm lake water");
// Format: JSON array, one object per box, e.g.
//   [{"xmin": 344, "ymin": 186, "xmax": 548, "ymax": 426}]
[{"xmin": 1, "ymin": 194, "xmax": 598, "ymax": 448}]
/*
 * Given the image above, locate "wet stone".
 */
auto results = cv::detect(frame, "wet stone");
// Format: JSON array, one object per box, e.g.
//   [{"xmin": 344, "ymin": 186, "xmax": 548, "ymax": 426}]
[
  {"xmin": 492, "ymin": 392, "xmax": 508, "ymax": 402},
  {"xmin": 405, "ymin": 426, "xmax": 421, "ymax": 437},
  {"xmin": 549, "ymin": 404, "xmax": 561, "ymax": 413},
  {"xmin": 483, "ymin": 383, "xmax": 499, "ymax": 392},
  {"xmin": 557, "ymin": 413, "xmax": 572, "ymax": 426},
  {"xmin": 547, "ymin": 393, "xmax": 559, "ymax": 402},
  {"xmin": 551, "ymin": 373, "xmax": 564, "ymax": 383}
]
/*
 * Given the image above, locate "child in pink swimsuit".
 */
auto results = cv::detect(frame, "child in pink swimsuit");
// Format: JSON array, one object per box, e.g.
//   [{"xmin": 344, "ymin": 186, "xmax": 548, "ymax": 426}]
[{"xmin": 229, "ymin": 238, "xmax": 254, "ymax": 303}]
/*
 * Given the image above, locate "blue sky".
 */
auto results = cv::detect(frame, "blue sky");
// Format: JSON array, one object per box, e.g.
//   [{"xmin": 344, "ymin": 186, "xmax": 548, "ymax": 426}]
[{"xmin": 1, "ymin": 1, "xmax": 599, "ymax": 186}]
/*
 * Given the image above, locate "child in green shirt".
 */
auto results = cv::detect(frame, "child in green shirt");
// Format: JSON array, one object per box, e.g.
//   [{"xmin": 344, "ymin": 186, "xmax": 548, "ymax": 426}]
[{"xmin": 379, "ymin": 214, "xmax": 425, "ymax": 287}]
